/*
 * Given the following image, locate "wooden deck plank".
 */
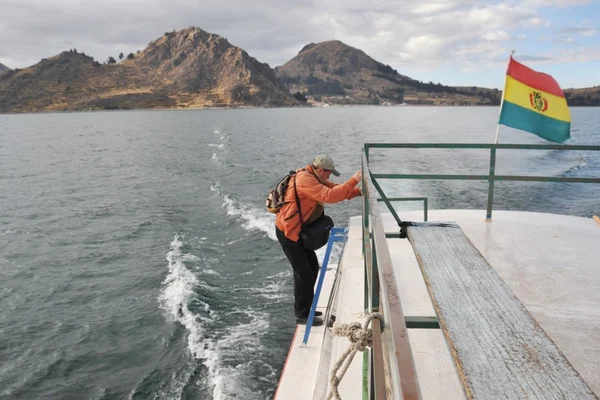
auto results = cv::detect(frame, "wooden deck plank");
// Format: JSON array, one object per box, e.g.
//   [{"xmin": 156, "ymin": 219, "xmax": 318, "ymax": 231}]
[
  {"xmin": 274, "ymin": 264, "xmax": 339, "ymax": 400},
  {"xmin": 407, "ymin": 222, "xmax": 597, "ymax": 400},
  {"xmin": 323, "ymin": 217, "xmax": 368, "ymax": 400}
]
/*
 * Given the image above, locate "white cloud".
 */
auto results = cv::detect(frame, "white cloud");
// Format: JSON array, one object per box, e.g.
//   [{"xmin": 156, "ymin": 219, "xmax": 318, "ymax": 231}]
[
  {"xmin": 484, "ymin": 31, "xmax": 527, "ymax": 41},
  {"xmin": 403, "ymin": 35, "xmax": 448, "ymax": 59},
  {"xmin": 508, "ymin": 46, "xmax": 600, "ymax": 68},
  {"xmin": 467, "ymin": 4, "xmax": 533, "ymax": 27},
  {"xmin": 522, "ymin": 0, "xmax": 593, "ymax": 6},
  {"xmin": 528, "ymin": 17, "xmax": 552, "ymax": 27},
  {"xmin": 411, "ymin": 2, "xmax": 463, "ymax": 15},
  {"xmin": 559, "ymin": 27, "xmax": 600, "ymax": 36},
  {"xmin": 553, "ymin": 37, "xmax": 578, "ymax": 44},
  {"xmin": 552, "ymin": 47, "xmax": 600, "ymax": 63}
]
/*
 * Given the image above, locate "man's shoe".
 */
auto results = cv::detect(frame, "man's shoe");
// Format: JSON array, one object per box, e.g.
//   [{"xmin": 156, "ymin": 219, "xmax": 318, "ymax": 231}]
[{"xmin": 296, "ymin": 316, "xmax": 324, "ymax": 326}]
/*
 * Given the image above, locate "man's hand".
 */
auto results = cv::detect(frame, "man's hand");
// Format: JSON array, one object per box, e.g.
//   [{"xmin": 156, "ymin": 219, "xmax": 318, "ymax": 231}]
[{"xmin": 352, "ymin": 169, "xmax": 363, "ymax": 182}]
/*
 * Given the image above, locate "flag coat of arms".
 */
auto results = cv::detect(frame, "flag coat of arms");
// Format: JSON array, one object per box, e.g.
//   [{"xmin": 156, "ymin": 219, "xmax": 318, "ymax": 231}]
[{"xmin": 498, "ymin": 56, "xmax": 571, "ymax": 142}]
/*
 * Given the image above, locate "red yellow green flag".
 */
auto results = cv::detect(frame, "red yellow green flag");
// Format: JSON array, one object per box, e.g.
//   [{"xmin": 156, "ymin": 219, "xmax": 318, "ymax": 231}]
[{"xmin": 498, "ymin": 56, "xmax": 571, "ymax": 143}]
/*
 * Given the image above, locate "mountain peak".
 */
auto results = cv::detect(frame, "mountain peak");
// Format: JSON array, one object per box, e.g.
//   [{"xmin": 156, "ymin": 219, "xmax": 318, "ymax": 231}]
[
  {"xmin": 298, "ymin": 40, "xmax": 348, "ymax": 54},
  {"xmin": 280, "ymin": 40, "xmax": 396, "ymax": 78},
  {"xmin": 159, "ymin": 27, "xmax": 230, "ymax": 47},
  {"xmin": 133, "ymin": 26, "xmax": 238, "ymax": 71},
  {"xmin": 276, "ymin": 40, "xmax": 412, "ymax": 105},
  {"xmin": 0, "ymin": 27, "xmax": 298, "ymax": 112},
  {"xmin": 0, "ymin": 62, "xmax": 10, "ymax": 76},
  {"xmin": 276, "ymin": 40, "xmax": 501, "ymax": 106},
  {"xmin": 296, "ymin": 40, "xmax": 364, "ymax": 59}
]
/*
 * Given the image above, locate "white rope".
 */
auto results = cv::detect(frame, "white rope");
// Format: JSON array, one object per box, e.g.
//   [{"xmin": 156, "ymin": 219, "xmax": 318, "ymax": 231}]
[{"xmin": 326, "ymin": 313, "xmax": 384, "ymax": 400}]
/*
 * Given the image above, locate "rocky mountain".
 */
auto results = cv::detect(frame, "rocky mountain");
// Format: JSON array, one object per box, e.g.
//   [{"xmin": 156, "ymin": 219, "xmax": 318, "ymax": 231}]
[
  {"xmin": 276, "ymin": 40, "xmax": 501, "ymax": 106},
  {"xmin": 1, "ymin": 30, "xmax": 596, "ymax": 113},
  {"xmin": 0, "ymin": 62, "xmax": 10, "ymax": 76},
  {"xmin": 0, "ymin": 27, "xmax": 299, "ymax": 113}
]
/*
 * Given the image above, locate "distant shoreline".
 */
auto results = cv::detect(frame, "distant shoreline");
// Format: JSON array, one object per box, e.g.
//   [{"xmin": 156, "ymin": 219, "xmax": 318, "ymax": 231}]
[{"xmin": 2, "ymin": 103, "xmax": 598, "ymax": 116}]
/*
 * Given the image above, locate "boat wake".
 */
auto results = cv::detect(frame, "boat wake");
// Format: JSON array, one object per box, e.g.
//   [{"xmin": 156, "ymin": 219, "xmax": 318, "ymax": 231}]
[
  {"xmin": 210, "ymin": 182, "xmax": 276, "ymax": 241},
  {"xmin": 563, "ymin": 157, "xmax": 592, "ymax": 176},
  {"xmin": 203, "ymin": 309, "xmax": 274, "ymax": 400},
  {"xmin": 159, "ymin": 236, "xmax": 215, "ymax": 359},
  {"xmin": 159, "ymin": 236, "xmax": 276, "ymax": 399}
]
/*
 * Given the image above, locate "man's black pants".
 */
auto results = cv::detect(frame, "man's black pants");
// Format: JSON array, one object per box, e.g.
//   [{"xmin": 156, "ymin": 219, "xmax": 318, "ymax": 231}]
[{"xmin": 276, "ymin": 227, "xmax": 319, "ymax": 318}]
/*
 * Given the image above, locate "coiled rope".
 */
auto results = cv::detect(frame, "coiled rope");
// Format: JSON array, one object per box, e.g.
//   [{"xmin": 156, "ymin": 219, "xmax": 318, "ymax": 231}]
[{"xmin": 326, "ymin": 312, "xmax": 384, "ymax": 400}]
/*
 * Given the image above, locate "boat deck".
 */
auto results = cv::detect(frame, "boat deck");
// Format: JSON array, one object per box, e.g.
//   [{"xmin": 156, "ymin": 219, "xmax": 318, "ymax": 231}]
[{"xmin": 275, "ymin": 210, "xmax": 600, "ymax": 399}]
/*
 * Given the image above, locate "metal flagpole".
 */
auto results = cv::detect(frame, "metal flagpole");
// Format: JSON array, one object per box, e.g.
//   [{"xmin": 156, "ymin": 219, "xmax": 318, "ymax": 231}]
[{"xmin": 488, "ymin": 51, "xmax": 514, "ymax": 220}]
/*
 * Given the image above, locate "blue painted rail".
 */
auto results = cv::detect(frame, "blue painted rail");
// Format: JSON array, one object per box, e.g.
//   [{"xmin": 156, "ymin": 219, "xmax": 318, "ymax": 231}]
[{"xmin": 302, "ymin": 227, "xmax": 348, "ymax": 345}]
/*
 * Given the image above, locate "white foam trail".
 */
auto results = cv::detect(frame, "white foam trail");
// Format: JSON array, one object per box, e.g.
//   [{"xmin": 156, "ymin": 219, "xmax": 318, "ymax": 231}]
[
  {"xmin": 223, "ymin": 195, "xmax": 276, "ymax": 240},
  {"xmin": 159, "ymin": 236, "xmax": 213, "ymax": 359},
  {"xmin": 316, "ymin": 241, "xmax": 344, "ymax": 266},
  {"xmin": 212, "ymin": 181, "xmax": 276, "ymax": 240},
  {"xmin": 207, "ymin": 310, "xmax": 272, "ymax": 400},
  {"xmin": 225, "ymin": 237, "xmax": 245, "ymax": 245},
  {"xmin": 198, "ymin": 268, "xmax": 220, "ymax": 276},
  {"xmin": 158, "ymin": 235, "xmax": 293, "ymax": 399},
  {"xmin": 572, "ymin": 159, "xmax": 589, "ymax": 171},
  {"xmin": 214, "ymin": 130, "xmax": 220, "ymax": 134},
  {"xmin": 158, "ymin": 237, "xmax": 276, "ymax": 399},
  {"xmin": 211, "ymin": 153, "xmax": 219, "ymax": 161},
  {"xmin": 254, "ymin": 271, "xmax": 290, "ymax": 300},
  {"xmin": 196, "ymin": 256, "xmax": 221, "ymax": 276}
]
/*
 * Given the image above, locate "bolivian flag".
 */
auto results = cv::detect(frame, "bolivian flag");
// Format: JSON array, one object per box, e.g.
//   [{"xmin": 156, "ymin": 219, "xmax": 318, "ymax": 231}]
[{"xmin": 498, "ymin": 56, "xmax": 571, "ymax": 142}]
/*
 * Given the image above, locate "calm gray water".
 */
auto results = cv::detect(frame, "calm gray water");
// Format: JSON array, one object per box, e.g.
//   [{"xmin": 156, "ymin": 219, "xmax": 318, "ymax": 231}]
[{"xmin": 1, "ymin": 107, "xmax": 599, "ymax": 399}]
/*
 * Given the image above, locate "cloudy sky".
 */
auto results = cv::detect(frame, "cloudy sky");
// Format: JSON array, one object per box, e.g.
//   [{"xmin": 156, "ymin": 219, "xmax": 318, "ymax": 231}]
[{"xmin": 1, "ymin": 0, "xmax": 599, "ymax": 88}]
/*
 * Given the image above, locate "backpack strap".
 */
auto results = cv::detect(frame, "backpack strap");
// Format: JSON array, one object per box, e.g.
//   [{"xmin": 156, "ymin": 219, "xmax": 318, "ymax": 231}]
[{"xmin": 293, "ymin": 171, "xmax": 304, "ymax": 227}]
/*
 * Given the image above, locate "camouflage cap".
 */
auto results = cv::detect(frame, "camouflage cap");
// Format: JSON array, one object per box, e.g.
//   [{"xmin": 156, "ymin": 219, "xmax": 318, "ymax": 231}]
[{"xmin": 312, "ymin": 154, "xmax": 340, "ymax": 176}]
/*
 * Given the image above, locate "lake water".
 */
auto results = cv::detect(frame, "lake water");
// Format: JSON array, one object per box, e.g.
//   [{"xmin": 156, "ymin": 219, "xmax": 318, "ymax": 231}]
[{"xmin": 1, "ymin": 106, "xmax": 598, "ymax": 399}]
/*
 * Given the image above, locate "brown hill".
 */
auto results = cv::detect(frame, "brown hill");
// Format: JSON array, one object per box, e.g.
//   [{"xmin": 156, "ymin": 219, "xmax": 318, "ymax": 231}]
[
  {"xmin": 0, "ymin": 62, "xmax": 10, "ymax": 76},
  {"xmin": 276, "ymin": 41, "xmax": 501, "ymax": 106},
  {"xmin": 0, "ymin": 27, "xmax": 299, "ymax": 113},
  {"xmin": 564, "ymin": 86, "xmax": 600, "ymax": 106}
]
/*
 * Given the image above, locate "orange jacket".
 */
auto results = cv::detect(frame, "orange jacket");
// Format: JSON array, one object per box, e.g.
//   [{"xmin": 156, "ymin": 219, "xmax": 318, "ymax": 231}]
[{"xmin": 275, "ymin": 165, "xmax": 361, "ymax": 242}]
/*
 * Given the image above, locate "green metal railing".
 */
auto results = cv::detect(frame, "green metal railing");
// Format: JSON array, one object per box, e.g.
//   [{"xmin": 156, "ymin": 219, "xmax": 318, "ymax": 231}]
[
  {"xmin": 364, "ymin": 143, "xmax": 600, "ymax": 222},
  {"xmin": 361, "ymin": 152, "xmax": 421, "ymax": 400},
  {"xmin": 360, "ymin": 142, "xmax": 600, "ymax": 400}
]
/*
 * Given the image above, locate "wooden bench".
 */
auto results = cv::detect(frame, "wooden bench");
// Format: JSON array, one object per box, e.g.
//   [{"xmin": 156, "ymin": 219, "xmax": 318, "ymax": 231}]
[{"xmin": 406, "ymin": 222, "xmax": 597, "ymax": 399}]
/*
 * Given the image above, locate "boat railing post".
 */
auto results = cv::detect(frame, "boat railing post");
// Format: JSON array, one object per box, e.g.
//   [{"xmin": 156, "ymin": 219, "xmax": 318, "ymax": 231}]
[
  {"xmin": 486, "ymin": 145, "xmax": 497, "ymax": 220},
  {"xmin": 371, "ymin": 238, "xmax": 379, "ymax": 311},
  {"xmin": 362, "ymin": 150, "xmax": 370, "ymax": 311}
]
